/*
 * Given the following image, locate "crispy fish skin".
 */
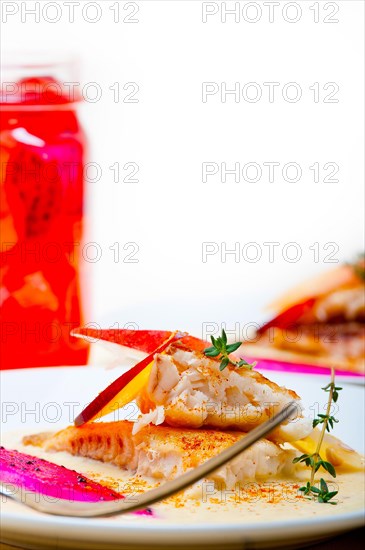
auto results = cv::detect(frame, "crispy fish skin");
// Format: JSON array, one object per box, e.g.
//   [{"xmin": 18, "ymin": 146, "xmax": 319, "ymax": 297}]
[
  {"xmin": 136, "ymin": 343, "xmax": 312, "ymax": 443},
  {"xmin": 23, "ymin": 421, "xmax": 296, "ymax": 486}
]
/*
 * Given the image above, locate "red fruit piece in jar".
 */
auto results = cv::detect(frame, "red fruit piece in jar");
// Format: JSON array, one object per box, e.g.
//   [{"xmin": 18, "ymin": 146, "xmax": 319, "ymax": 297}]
[{"xmin": 5, "ymin": 146, "xmax": 62, "ymax": 237}]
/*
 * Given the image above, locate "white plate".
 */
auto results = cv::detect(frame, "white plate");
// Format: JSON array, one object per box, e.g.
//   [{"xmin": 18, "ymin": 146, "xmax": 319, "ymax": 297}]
[{"xmin": 1, "ymin": 366, "xmax": 364, "ymax": 550}]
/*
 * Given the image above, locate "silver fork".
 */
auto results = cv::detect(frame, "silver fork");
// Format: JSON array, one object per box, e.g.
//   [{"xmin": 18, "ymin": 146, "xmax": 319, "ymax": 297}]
[{"xmin": 0, "ymin": 401, "xmax": 298, "ymax": 518}]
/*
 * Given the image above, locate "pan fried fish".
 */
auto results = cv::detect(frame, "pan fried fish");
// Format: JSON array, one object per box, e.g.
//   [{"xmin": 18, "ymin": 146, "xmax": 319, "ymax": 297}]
[
  {"xmin": 135, "ymin": 342, "xmax": 312, "ymax": 442},
  {"xmin": 23, "ymin": 421, "xmax": 297, "ymax": 488},
  {"xmin": 244, "ymin": 260, "xmax": 365, "ymax": 373}
]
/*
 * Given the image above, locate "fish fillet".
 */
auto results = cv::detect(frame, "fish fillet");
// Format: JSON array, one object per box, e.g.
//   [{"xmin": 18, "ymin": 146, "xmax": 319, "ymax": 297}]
[
  {"xmin": 247, "ymin": 262, "xmax": 365, "ymax": 374},
  {"xmin": 23, "ymin": 421, "xmax": 296, "ymax": 488},
  {"xmin": 135, "ymin": 342, "xmax": 312, "ymax": 442}
]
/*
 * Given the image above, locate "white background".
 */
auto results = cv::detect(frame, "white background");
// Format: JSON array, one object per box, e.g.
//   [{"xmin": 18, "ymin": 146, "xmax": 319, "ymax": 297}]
[{"xmin": 2, "ymin": 0, "xmax": 364, "ymax": 339}]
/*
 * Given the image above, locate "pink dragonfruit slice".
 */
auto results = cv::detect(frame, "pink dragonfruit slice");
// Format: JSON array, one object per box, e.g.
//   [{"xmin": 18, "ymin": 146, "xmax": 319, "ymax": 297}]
[
  {"xmin": 0, "ymin": 446, "xmax": 123, "ymax": 502},
  {"xmin": 0, "ymin": 446, "xmax": 153, "ymax": 515}
]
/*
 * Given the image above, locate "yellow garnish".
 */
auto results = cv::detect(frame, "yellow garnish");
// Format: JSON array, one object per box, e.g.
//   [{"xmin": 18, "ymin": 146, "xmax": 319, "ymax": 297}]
[
  {"xmin": 91, "ymin": 363, "xmax": 153, "ymax": 422},
  {"xmin": 292, "ymin": 430, "xmax": 364, "ymax": 472}
]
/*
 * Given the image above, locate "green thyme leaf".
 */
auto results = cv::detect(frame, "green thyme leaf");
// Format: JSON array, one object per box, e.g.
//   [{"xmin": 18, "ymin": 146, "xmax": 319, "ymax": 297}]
[
  {"xmin": 204, "ymin": 347, "xmax": 221, "ymax": 357},
  {"xmin": 293, "ymin": 454, "xmax": 310, "ymax": 464},
  {"xmin": 219, "ymin": 357, "xmax": 229, "ymax": 371},
  {"xmin": 226, "ymin": 342, "xmax": 242, "ymax": 354},
  {"xmin": 321, "ymin": 461, "xmax": 336, "ymax": 478},
  {"xmin": 325, "ymin": 491, "xmax": 338, "ymax": 501},
  {"xmin": 203, "ymin": 330, "xmax": 256, "ymax": 371},
  {"xmin": 320, "ymin": 478, "xmax": 328, "ymax": 493}
]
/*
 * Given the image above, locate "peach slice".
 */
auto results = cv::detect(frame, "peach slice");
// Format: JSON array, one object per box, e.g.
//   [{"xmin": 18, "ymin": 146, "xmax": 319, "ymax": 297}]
[
  {"xmin": 74, "ymin": 331, "xmax": 187, "ymax": 426},
  {"xmin": 71, "ymin": 328, "xmax": 174, "ymax": 354}
]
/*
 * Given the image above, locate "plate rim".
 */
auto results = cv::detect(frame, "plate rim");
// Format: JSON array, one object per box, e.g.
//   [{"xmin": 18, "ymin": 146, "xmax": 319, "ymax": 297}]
[
  {"xmin": 1, "ymin": 507, "xmax": 364, "ymax": 545},
  {"xmin": 1, "ymin": 365, "xmax": 364, "ymax": 547}
]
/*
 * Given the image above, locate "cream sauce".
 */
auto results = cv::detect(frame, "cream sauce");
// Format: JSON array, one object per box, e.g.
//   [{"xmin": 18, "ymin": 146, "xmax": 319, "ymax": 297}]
[{"xmin": 1, "ymin": 429, "xmax": 364, "ymax": 525}]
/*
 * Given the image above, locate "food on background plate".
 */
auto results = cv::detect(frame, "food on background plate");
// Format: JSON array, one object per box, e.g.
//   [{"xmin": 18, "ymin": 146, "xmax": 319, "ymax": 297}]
[
  {"xmin": 244, "ymin": 257, "xmax": 365, "ymax": 374},
  {"xmin": 6, "ymin": 328, "xmax": 361, "ymax": 513}
]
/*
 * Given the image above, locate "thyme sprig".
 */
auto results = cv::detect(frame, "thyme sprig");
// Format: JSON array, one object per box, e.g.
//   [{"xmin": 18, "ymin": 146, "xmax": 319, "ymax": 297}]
[
  {"xmin": 299, "ymin": 479, "xmax": 338, "ymax": 505},
  {"xmin": 204, "ymin": 329, "xmax": 257, "ymax": 371},
  {"xmin": 293, "ymin": 366, "xmax": 341, "ymax": 504}
]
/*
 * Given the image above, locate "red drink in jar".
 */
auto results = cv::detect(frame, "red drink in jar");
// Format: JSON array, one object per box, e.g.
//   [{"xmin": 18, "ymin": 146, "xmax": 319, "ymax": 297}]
[{"xmin": 0, "ymin": 60, "xmax": 89, "ymax": 368}]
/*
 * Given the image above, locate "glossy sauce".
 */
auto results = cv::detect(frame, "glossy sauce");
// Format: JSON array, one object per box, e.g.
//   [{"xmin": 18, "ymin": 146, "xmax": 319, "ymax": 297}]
[{"xmin": 1, "ymin": 429, "xmax": 364, "ymax": 524}]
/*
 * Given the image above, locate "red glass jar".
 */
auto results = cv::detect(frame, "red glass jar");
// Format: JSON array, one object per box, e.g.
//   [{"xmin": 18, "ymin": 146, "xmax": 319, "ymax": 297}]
[{"xmin": 0, "ymin": 59, "xmax": 89, "ymax": 368}]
